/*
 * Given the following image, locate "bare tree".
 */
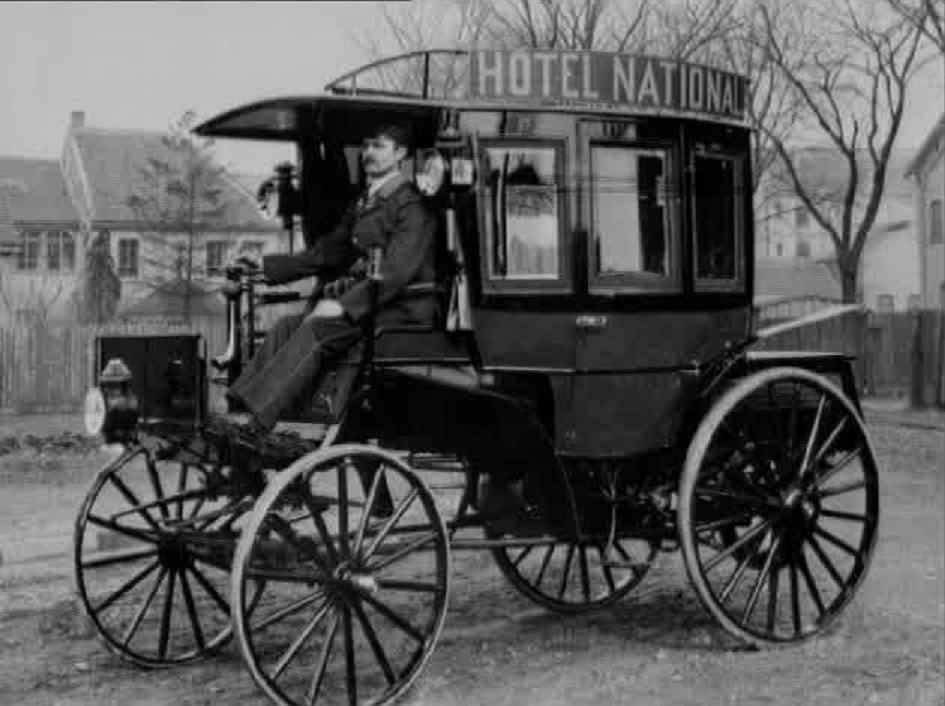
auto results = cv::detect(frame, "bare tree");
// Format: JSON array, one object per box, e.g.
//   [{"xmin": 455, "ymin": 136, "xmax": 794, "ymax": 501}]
[
  {"xmin": 885, "ymin": 0, "xmax": 945, "ymax": 53},
  {"xmin": 752, "ymin": 0, "xmax": 928, "ymax": 302},
  {"xmin": 125, "ymin": 112, "xmax": 231, "ymax": 323}
]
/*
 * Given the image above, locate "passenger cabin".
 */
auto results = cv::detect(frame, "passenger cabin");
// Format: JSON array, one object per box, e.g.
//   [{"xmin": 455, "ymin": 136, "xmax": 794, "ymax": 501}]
[{"xmin": 195, "ymin": 49, "xmax": 755, "ymax": 458}]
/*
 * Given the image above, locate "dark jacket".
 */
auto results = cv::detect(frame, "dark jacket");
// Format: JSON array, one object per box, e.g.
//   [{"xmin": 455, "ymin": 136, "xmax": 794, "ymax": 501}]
[{"xmin": 262, "ymin": 173, "xmax": 438, "ymax": 324}]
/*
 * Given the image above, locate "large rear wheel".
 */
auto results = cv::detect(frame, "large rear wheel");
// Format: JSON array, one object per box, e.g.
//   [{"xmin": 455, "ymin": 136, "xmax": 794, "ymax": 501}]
[{"xmin": 678, "ymin": 368, "xmax": 880, "ymax": 647}]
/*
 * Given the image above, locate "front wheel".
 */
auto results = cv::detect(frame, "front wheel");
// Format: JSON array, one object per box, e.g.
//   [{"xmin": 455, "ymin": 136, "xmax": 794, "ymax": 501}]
[
  {"xmin": 231, "ymin": 444, "xmax": 450, "ymax": 706},
  {"xmin": 678, "ymin": 367, "xmax": 880, "ymax": 647}
]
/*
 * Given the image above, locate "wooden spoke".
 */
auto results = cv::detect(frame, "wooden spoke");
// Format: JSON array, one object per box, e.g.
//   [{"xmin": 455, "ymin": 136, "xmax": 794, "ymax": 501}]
[
  {"xmin": 360, "ymin": 592, "xmax": 425, "ymax": 643},
  {"xmin": 176, "ymin": 464, "xmax": 189, "ymax": 520},
  {"xmin": 87, "ymin": 514, "xmax": 157, "ymax": 545},
  {"xmin": 719, "ymin": 541, "xmax": 758, "ymax": 604},
  {"xmin": 766, "ymin": 564, "xmax": 781, "ymax": 634},
  {"xmin": 253, "ymin": 592, "xmax": 326, "ymax": 633},
  {"xmin": 811, "ymin": 417, "xmax": 849, "ymax": 469},
  {"xmin": 819, "ymin": 509, "xmax": 868, "ymax": 523},
  {"xmin": 787, "ymin": 382, "xmax": 800, "ymax": 461},
  {"xmin": 108, "ymin": 474, "xmax": 162, "ymax": 532},
  {"xmin": 796, "ymin": 549, "xmax": 826, "ymax": 618},
  {"xmin": 534, "ymin": 545, "xmax": 555, "ymax": 589},
  {"xmin": 512, "ymin": 546, "xmax": 534, "ymax": 568},
  {"xmin": 352, "ymin": 598, "xmax": 396, "ymax": 686},
  {"xmin": 244, "ymin": 568, "xmax": 323, "ymax": 584},
  {"xmin": 816, "ymin": 478, "xmax": 867, "ymax": 499},
  {"xmin": 579, "ymin": 546, "xmax": 591, "ymax": 603},
  {"xmin": 375, "ymin": 579, "xmax": 444, "ymax": 594},
  {"xmin": 178, "ymin": 570, "xmax": 205, "ymax": 651},
  {"xmin": 189, "ymin": 563, "xmax": 230, "ymax": 616},
  {"xmin": 596, "ymin": 545, "xmax": 617, "ymax": 593},
  {"xmin": 272, "ymin": 601, "xmax": 333, "ymax": 680},
  {"xmin": 362, "ymin": 487, "xmax": 420, "ymax": 562},
  {"xmin": 93, "ymin": 560, "xmax": 160, "ymax": 614},
  {"xmin": 694, "ymin": 487, "xmax": 776, "ymax": 508},
  {"xmin": 83, "ymin": 547, "xmax": 158, "ymax": 570},
  {"xmin": 694, "ymin": 512, "xmax": 756, "ymax": 535},
  {"xmin": 121, "ymin": 567, "xmax": 167, "ymax": 647},
  {"xmin": 354, "ymin": 465, "xmax": 385, "ymax": 556},
  {"xmin": 338, "ymin": 462, "xmax": 350, "ymax": 559},
  {"xmin": 702, "ymin": 519, "xmax": 773, "ymax": 573},
  {"xmin": 812, "ymin": 525, "xmax": 860, "ymax": 557},
  {"xmin": 367, "ymin": 531, "xmax": 437, "ymax": 572},
  {"xmin": 146, "ymin": 457, "xmax": 170, "ymax": 520},
  {"xmin": 789, "ymin": 558, "xmax": 801, "ymax": 637},
  {"xmin": 308, "ymin": 503, "xmax": 340, "ymax": 568},
  {"xmin": 798, "ymin": 394, "xmax": 827, "ymax": 479},
  {"xmin": 806, "ymin": 535, "xmax": 845, "ymax": 588},
  {"xmin": 557, "ymin": 545, "xmax": 575, "ymax": 600},
  {"xmin": 306, "ymin": 609, "xmax": 341, "ymax": 706},
  {"xmin": 741, "ymin": 531, "xmax": 782, "ymax": 624},
  {"xmin": 158, "ymin": 569, "xmax": 177, "ymax": 660},
  {"xmin": 343, "ymin": 605, "xmax": 357, "ymax": 706},
  {"xmin": 812, "ymin": 449, "xmax": 862, "ymax": 489}
]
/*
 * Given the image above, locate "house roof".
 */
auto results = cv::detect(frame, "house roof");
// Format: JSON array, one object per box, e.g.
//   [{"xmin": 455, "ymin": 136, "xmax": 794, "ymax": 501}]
[
  {"xmin": 118, "ymin": 279, "xmax": 225, "ymax": 318},
  {"xmin": 67, "ymin": 126, "xmax": 280, "ymax": 231},
  {"xmin": 754, "ymin": 257, "xmax": 842, "ymax": 302},
  {"xmin": 0, "ymin": 157, "xmax": 80, "ymax": 224},
  {"xmin": 905, "ymin": 113, "xmax": 945, "ymax": 178}
]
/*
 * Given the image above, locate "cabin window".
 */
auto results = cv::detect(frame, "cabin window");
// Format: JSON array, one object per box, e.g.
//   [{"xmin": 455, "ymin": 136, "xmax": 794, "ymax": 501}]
[
  {"xmin": 693, "ymin": 151, "xmax": 744, "ymax": 290},
  {"xmin": 480, "ymin": 141, "xmax": 567, "ymax": 289},
  {"xmin": 589, "ymin": 144, "xmax": 677, "ymax": 292}
]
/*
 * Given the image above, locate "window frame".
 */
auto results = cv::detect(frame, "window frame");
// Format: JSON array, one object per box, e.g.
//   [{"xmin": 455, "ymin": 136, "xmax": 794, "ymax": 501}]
[
  {"xmin": 691, "ymin": 147, "xmax": 747, "ymax": 293},
  {"xmin": 476, "ymin": 137, "xmax": 571, "ymax": 295},
  {"xmin": 117, "ymin": 237, "xmax": 140, "ymax": 279},
  {"xmin": 585, "ymin": 138, "xmax": 680, "ymax": 295},
  {"xmin": 205, "ymin": 239, "xmax": 230, "ymax": 278},
  {"xmin": 17, "ymin": 232, "xmax": 41, "ymax": 271}
]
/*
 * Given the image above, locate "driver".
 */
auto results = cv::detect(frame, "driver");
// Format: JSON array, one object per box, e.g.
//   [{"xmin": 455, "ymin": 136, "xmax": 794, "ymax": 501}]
[{"xmin": 223, "ymin": 122, "xmax": 438, "ymax": 435}]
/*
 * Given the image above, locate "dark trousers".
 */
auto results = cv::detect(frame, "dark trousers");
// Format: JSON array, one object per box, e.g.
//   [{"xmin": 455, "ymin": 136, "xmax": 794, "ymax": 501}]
[{"xmin": 229, "ymin": 313, "xmax": 362, "ymax": 429}]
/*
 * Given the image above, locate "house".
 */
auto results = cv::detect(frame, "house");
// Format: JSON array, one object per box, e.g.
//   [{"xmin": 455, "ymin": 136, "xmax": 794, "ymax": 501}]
[
  {"xmin": 0, "ymin": 111, "xmax": 289, "ymax": 326},
  {"xmin": 754, "ymin": 147, "xmax": 920, "ymax": 310},
  {"xmin": 905, "ymin": 113, "xmax": 945, "ymax": 310}
]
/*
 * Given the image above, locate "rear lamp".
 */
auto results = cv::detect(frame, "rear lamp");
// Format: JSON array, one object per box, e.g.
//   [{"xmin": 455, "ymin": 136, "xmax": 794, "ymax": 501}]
[{"xmin": 84, "ymin": 358, "xmax": 139, "ymax": 442}]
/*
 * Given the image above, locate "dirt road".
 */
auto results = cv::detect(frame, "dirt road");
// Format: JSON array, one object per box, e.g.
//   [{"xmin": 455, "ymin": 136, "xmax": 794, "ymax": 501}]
[{"xmin": 0, "ymin": 416, "xmax": 942, "ymax": 706}]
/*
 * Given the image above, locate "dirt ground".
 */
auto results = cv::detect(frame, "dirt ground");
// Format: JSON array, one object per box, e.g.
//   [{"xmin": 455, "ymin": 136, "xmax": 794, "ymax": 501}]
[{"xmin": 0, "ymin": 411, "xmax": 942, "ymax": 706}]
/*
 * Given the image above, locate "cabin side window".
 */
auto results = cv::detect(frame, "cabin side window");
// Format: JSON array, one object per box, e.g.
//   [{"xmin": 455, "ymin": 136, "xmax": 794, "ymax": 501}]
[
  {"xmin": 692, "ymin": 150, "xmax": 745, "ymax": 291},
  {"xmin": 588, "ymin": 144, "xmax": 678, "ymax": 292},
  {"xmin": 479, "ymin": 140, "xmax": 568, "ymax": 291}
]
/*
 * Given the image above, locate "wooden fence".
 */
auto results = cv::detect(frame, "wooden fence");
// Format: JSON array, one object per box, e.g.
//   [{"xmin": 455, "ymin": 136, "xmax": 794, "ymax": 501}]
[{"xmin": 1, "ymin": 309, "xmax": 942, "ymax": 414}]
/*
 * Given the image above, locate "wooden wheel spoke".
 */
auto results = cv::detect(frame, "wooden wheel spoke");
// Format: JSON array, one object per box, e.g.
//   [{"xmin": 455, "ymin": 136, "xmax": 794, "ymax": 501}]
[
  {"xmin": 253, "ymin": 592, "xmax": 327, "ymax": 632},
  {"xmin": 534, "ymin": 545, "xmax": 555, "ymax": 589},
  {"xmin": 338, "ymin": 462, "xmax": 351, "ymax": 559},
  {"xmin": 158, "ymin": 569, "xmax": 177, "ymax": 659},
  {"xmin": 799, "ymin": 394, "xmax": 827, "ymax": 479},
  {"xmin": 245, "ymin": 568, "xmax": 323, "ymax": 584},
  {"xmin": 703, "ymin": 519, "xmax": 773, "ymax": 573},
  {"xmin": 806, "ymin": 534, "xmax": 845, "ymax": 588},
  {"xmin": 108, "ymin": 474, "xmax": 162, "ymax": 532},
  {"xmin": 343, "ymin": 605, "xmax": 357, "ymax": 706},
  {"xmin": 146, "ymin": 457, "xmax": 170, "ymax": 520},
  {"xmin": 812, "ymin": 525, "xmax": 860, "ymax": 557},
  {"xmin": 557, "ymin": 545, "xmax": 575, "ymax": 600},
  {"xmin": 121, "ymin": 566, "xmax": 167, "ymax": 647},
  {"xmin": 179, "ymin": 570, "xmax": 205, "ymax": 651},
  {"xmin": 741, "ymin": 531, "xmax": 782, "ymax": 625},
  {"xmin": 812, "ymin": 449, "xmax": 862, "ymax": 490},
  {"xmin": 376, "ymin": 579, "xmax": 443, "ymax": 594},
  {"xmin": 789, "ymin": 558, "xmax": 802, "ymax": 636},
  {"xmin": 306, "ymin": 609, "xmax": 341, "ymax": 706},
  {"xmin": 352, "ymin": 598, "xmax": 396, "ymax": 686},
  {"xmin": 796, "ymin": 549, "xmax": 826, "ymax": 618},
  {"xmin": 694, "ymin": 487, "xmax": 775, "ymax": 508},
  {"xmin": 694, "ymin": 511, "xmax": 756, "ymax": 535},
  {"xmin": 367, "ymin": 531, "xmax": 437, "ymax": 572},
  {"xmin": 596, "ymin": 545, "xmax": 617, "ymax": 593},
  {"xmin": 512, "ymin": 546, "xmax": 534, "ymax": 568},
  {"xmin": 819, "ymin": 508, "xmax": 868, "ymax": 523},
  {"xmin": 816, "ymin": 478, "xmax": 867, "ymax": 499},
  {"xmin": 360, "ymin": 592, "xmax": 425, "ymax": 643},
  {"xmin": 93, "ymin": 560, "xmax": 160, "ymax": 614},
  {"xmin": 354, "ymin": 465, "xmax": 385, "ymax": 556},
  {"xmin": 579, "ymin": 546, "xmax": 591, "ymax": 603},
  {"xmin": 189, "ymin": 563, "xmax": 230, "ymax": 617},
  {"xmin": 308, "ymin": 504, "xmax": 340, "ymax": 569},
  {"xmin": 766, "ymin": 564, "xmax": 781, "ymax": 634},
  {"xmin": 362, "ymin": 487, "xmax": 420, "ymax": 562},
  {"xmin": 272, "ymin": 601, "xmax": 333, "ymax": 680},
  {"xmin": 811, "ymin": 417, "xmax": 849, "ymax": 469},
  {"xmin": 87, "ymin": 514, "xmax": 158, "ymax": 545},
  {"xmin": 719, "ymin": 541, "xmax": 757, "ymax": 604},
  {"xmin": 176, "ymin": 464, "xmax": 190, "ymax": 520},
  {"xmin": 83, "ymin": 547, "xmax": 159, "ymax": 570}
]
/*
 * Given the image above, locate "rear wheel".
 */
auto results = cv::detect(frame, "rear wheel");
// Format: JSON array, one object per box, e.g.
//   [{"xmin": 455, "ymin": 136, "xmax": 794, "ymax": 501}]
[
  {"xmin": 678, "ymin": 368, "xmax": 880, "ymax": 647},
  {"xmin": 232, "ymin": 444, "xmax": 449, "ymax": 706},
  {"xmin": 74, "ymin": 446, "xmax": 259, "ymax": 666}
]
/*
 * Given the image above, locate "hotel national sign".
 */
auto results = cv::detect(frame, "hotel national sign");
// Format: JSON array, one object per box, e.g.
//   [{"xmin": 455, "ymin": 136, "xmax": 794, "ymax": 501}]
[{"xmin": 469, "ymin": 50, "xmax": 749, "ymax": 122}]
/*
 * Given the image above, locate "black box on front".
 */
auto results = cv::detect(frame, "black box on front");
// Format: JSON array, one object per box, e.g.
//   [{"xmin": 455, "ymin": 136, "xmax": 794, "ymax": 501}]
[{"xmin": 95, "ymin": 334, "xmax": 204, "ymax": 422}]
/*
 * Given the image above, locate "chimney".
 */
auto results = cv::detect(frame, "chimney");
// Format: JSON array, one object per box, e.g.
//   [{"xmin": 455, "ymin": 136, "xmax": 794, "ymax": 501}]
[{"xmin": 70, "ymin": 110, "xmax": 85, "ymax": 128}]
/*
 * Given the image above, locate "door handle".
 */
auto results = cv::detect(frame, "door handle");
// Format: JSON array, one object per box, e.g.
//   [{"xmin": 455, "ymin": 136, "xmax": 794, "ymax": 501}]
[{"xmin": 576, "ymin": 314, "xmax": 608, "ymax": 330}]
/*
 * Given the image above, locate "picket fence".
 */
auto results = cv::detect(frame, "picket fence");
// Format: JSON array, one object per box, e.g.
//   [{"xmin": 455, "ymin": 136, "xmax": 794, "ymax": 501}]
[{"xmin": 0, "ymin": 309, "xmax": 942, "ymax": 414}]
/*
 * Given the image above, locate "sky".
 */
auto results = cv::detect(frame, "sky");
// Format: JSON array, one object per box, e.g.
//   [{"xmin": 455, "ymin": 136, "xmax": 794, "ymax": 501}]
[{"xmin": 1, "ymin": 1, "xmax": 943, "ymax": 178}]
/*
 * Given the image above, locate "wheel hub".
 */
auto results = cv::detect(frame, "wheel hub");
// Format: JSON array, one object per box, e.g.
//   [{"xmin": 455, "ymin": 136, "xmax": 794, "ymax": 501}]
[
  {"xmin": 780, "ymin": 485, "xmax": 820, "ymax": 529},
  {"xmin": 158, "ymin": 537, "xmax": 191, "ymax": 570},
  {"xmin": 333, "ymin": 564, "xmax": 379, "ymax": 596}
]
